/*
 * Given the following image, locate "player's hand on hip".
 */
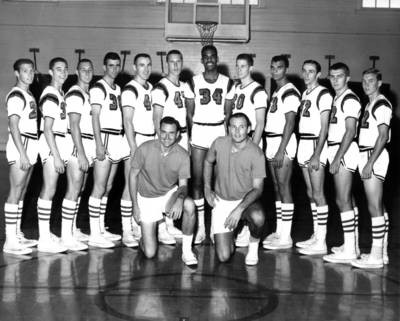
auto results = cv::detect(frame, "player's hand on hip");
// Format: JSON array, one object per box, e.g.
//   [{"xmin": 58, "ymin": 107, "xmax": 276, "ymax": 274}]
[
  {"xmin": 205, "ymin": 188, "xmax": 219, "ymax": 207},
  {"xmin": 224, "ymin": 208, "xmax": 242, "ymax": 230}
]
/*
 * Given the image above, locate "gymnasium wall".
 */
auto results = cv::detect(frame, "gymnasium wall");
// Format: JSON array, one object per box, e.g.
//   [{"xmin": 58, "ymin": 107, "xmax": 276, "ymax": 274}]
[{"xmin": 0, "ymin": 0, "xmax": 399, "ymax": 149}]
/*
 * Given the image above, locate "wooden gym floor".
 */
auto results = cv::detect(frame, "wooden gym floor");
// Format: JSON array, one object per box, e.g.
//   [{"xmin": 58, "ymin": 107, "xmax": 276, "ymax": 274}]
[{"xmin": 0, "ymin": 151, "xmax": 399, "ymax": 321}]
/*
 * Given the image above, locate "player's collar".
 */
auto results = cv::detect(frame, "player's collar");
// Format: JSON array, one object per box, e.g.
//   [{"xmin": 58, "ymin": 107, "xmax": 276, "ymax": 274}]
[{"xmin": 202, "ymin": 72, "xmax": 220, "ymax": 84}]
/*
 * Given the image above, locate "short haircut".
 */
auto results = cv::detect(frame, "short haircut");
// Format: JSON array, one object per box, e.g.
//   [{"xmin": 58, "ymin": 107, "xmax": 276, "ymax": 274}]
[
  {"xmin": 160, "ymin": 116, "xmax": 180, "ymax": 132},
  {"xmin": 49, "ymin": 57, "xmax": 68, "ymax": 70},
  {"xmin": 201, "ymin": 45, "xmax": 218, "ymax": 57},
  {"xmin": 271, "ymin": 55, "xmax": 289, "ymax": 68},
  {"xmin": 228, "ymin": 112, "xmax": 251, "ymax": 128},
  {"xmin": 329, "ymin": 62, "xmax": 350, "ymax": 77},
  {"xmin": 362, "ymin": 67, "xmax": 382, "ymax": 81},
  {"xmin": 103, "ymin": 52, "xmax": 120, "ymax": 65},
  {"xmin": 134, "ymin": 53, "xmax": 151, "ymax": 65},
  {"xmin": 77, "ymin": 58, "xmax": 93, "ymax": 70},
  {"xmin": 303, "ymin": 59, "xmax": 321, "ymax": 73},
  {"xmin": 166, "ymin": 50, "xmax": 183, "ymax": 62},
  {"xmin": 13, "ymin": 58, "xmax": 34, "ymax": 72},
  {"xmin": 236, "ymin": 53, "xmax": 254, "ymax": 67}
]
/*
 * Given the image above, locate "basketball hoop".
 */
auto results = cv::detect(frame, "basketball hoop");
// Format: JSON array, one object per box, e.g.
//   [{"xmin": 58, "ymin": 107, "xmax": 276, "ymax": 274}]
[{"xmin": 196, "ymin": 21, "xmax": 218, "ymax": 46}]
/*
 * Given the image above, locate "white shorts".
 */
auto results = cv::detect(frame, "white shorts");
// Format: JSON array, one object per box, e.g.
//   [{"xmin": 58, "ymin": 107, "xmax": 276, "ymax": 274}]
[
  {"xmin": 211, "ymin": 198, "xmax": 242, "ymax": 234},
  {"xmin": 297, "ymin": 138, "xmax": 328, "ymax": 167},
  {"xmin": 6, "ymin": 134, "xmax": 39, "ymax": 165},
  {"xmin": 65, "ymin": 134, "xmax": 96, "ymax": 166},
  {"xmin": 38, "ymin": 134, "xmax": 69, "ymax": 163},
  {"xmin": 121, "ymin": 132, "xmax": 155, "ymax": 161},
  {"xmin": 327, "ymin": 141, "xmax": 359, "ymax": 173},
  {"xmin": 358, "ymin": 149, "xmax": 389, "ymax": 181},
  {"xmin": 97, "ymin": 132, "xmax": 125, "ymax": 164},
  {"xmin": 191, "ymin": 122, "xmax": 225, "ymax": 150},
  {"xmin": 137, "ymin": 187, "xmax": 178, "ymax": 223},
  {"xmin": 178, "ymin": 132, "xmax": 189, "ymax": 151},
  {"xmin": 265, "ymin": 134, "xmax": 297, "ymax": 161}
]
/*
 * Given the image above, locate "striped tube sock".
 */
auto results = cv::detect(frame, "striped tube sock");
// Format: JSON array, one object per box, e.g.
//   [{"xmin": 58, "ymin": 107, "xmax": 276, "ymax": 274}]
[
  {"xmin": 4, "ymin": 203, "xmax": 18, "ymax": 239},
  {"xmin": 17, "ymin": 200, "xmax": 24, "ymax": 235},
  {"xmin": 89, "ymin": 197, "xmax": 101, "ymax": 236},
  {"xmin": 354, "ymin": 206, "xmax": 359, "ymax": 242},
  {"xmin": 281, "ymin": 203, "xmax": 294, "ymax": 240},
  {"xmin": 340, "ymin": 210, "xmax": 355, "ymax": 253},
  {"xmin": 37, "ymin": 198, "xmax": 52, "ymax": 240},
  {"xmin": 120, "ymin": 199, "xmax": 133, "ymax": 233},
  {"xmin": 311, "ymin": 202, "xmax": 317, "ymax": 234},
  {"xmin": 275, "ymin": 201, "xmax": 282, "ymax": 234},
  {"xmin": 61, "ymin": 199, "xmax": 77, "ymax": 240},
  {"xmin": 72, "ymin": 196, "xmax": 81, "ymax": 231},
  {"xmin": 371, "ymin": 216, "xmax": 385, "ymax": 259},
  {"xmin": 316, "ymin": 205, "xmax": 328, "ymax": 240},
  {"xmin": 383, "ymin": 211, "xmax": 389, "ymax": 254},
  {"xmin": 99, "ymin": 196, "xmax": 108, "ymax": 233},
  {"xmin": 194, "ymin": 199, "xmax": 205, "ymax": 231}
]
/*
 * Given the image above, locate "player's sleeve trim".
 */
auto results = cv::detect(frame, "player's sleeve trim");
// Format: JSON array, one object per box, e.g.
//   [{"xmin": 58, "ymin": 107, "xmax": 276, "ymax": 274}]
[
  {"xmin": 123, "ymin": 84, "xmax": 138, "ymax": 99},
  {"xmin": 340, "ymin": 93, "xmax": 360, "ymax": 113},
  {"xmin": 250, "ymin": 86, "xmax": 266, "ymax": 105},
  {"xmin": 153, "ymin": 83, "xmax": 169, "ymax": 100},
  {"xmin": 282, "ymin": 88, "xmax": 301, "ymax": 102},
  {"xmin": 91, "ymin": 82, "xmax": 107, "ymax": 99},
  {"xmin": 65, "ymin": 90, "xmax": 84, "ymax": 102},
  {"xmin": 372, "ymin": 99, "xmax": 392, "ymax": 120},
  {"xmin": 227, "ymin": 79, "xmax": 235, "ymax": 92},
  {"xmin": 316, "ymin": 88, "xmax": 330, "ymax": 110},
  {"xmin": 7, "ymin": 91, "xmax": 26, "ymax": 110},
  {"xmin": 39, "ymin": 93, "xmax": 59, "ymax": 109}
]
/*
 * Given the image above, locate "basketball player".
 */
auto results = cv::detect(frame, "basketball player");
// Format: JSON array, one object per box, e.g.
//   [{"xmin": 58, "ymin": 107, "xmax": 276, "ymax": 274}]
[
  {"xmin": 37, "ymin": 57, "xmax": 69, "ymax": 253},
  {"xmin": 351, "ymin": 68, "xmax": 391, "ymax": 269},
  {"xmin": 231, "ymin": 53, "xmax": 268, "ymax": 247},
  {"xmin": 152, "ymin": 49, "xmax": 194, "ymax": 239},
  {"xmin": 3, "ymin": 59, "xmax": 38, "ymax": 255},
  {"xmin": 187, "ymin": 45, "xmax": 235, "ymax": 244},
  {"xmin": 323, "ymin": 63, "xmax": 361, "ymax": 264},
  {"xmin": 263, "ymin": 55, "xmax": 301, "ymax": 250},
  {"xmin": 204, "ymin": 113, "xmax": 266, "ymax": 265},
  {"xmin": 61, "ymin": 59, "xmax": 97, "ymax": 251},
  {"xmin": 88, "ymin": 52, "xmax": 124, "ymax": 248},
  {"xmin": 129, "ymin": 116, "xmax": 197, "ymax": 266},
  {"xmin": 120, "ymin": 53, "xmax": 154, "ymax": 248},
  {"xmin": 296, "ymin": 60, "xmax": 332, "ymax": 255}
]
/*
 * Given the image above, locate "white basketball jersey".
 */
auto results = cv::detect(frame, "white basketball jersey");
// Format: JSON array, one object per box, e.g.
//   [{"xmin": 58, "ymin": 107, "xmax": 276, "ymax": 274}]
[
  {"xmin": 6, "ymin": 86, "xmax": 38, "ymax": 138},
  {"xmin": 190, "ymin": 73, "xmax": 235, "ymax": 124},
  {"xmin": 152, "ymin": 77, "xmax": 193, "ymax": 129},
  {"xmin": 328, "ymin": 88, "xmax": 361, "ymax": 144},
  {"xmin": 265, "ymin": 82, "xmax": 301, "ymax": 135},
  {"xmin": 232, "ymin": 81, "xmax": 268, "ymax": 131},
  {"xmin": 39, "ymin": 86, "xmax": 67, "ymax": 136},
  {"xmin": 299, "ymin": 85, "xmax": 332, "ymax": 137},
  {"xmin": 89, "ymin": 78, "xmax": 122, "ymax": 133},
  {"xmin": 359, "ymin": 94, "xmax": 392, "ymax": 150},
  {"xmin": 121, "ymin": 79, "xmax": 154, "ymax": 135},
  {"xmin": 65, "ymin": 84, "xmax": 93, "ymax": 136}
]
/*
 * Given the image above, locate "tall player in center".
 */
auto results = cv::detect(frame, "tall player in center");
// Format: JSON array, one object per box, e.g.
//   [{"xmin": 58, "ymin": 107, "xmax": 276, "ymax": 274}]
[{"xmin": 187, "ymin": 45, "xmax": 235, "ymax": 244}]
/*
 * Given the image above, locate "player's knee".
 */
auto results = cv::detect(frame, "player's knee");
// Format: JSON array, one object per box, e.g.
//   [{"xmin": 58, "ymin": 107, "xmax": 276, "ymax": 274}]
[
  {"xmin": 216, "ymin": 248, "xmax": 232, "ymax": 263},
  {"xmin": 249, "ymin": 211, "xmax": 265, "ymax": 228},
  {"xmin": 142, "ymin": 245, "xmax": 157, "ymax": 259},
  {"xmin": 183, "ymin": 197, "xmax": 195, "ymax": 217}
]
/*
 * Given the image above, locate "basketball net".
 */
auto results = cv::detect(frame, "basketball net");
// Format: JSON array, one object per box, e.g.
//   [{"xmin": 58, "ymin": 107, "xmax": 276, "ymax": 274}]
[{"xmin": 196, "ymin": 22, "xmax": 218, "ymax": 46}]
